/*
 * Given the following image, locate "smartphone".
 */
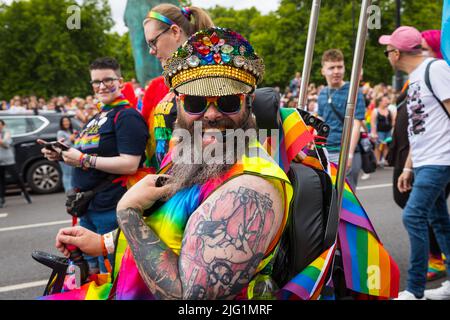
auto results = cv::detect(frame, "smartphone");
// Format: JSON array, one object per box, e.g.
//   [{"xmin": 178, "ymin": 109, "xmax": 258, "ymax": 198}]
[{"xmin": 44, "ymin": 141, "xmax": 70, "ymax": 152}]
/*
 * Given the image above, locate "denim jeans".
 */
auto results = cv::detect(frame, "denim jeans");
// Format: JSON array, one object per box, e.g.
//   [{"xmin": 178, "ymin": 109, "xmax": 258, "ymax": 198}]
[
  {"xmin": 403, "ymin": 165, "xmax": 450, "ymax": 297},
  {"xmin": 328, "ymin": 151, "xmax": 362, "ymax": 189},
  {"xmin": 79, "ymin": 208, "xmax": 118, "ymax": 274},
  {"xmin": 59, "ymin": 162, "xmax": 73, "ymax": 192}
]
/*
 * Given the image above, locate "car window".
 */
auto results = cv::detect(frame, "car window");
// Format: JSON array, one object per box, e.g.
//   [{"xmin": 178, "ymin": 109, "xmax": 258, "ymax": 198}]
[
  {"xmin": 0, "ymin": 116, "xmax": 49, "ymax": 137},
  {"xmin": 29, "ymin": 117, "xmax": 47, "ymax": 131},
  {"xmin": 1, "ymin": 118, "xmax": 29, "ymax": 137}
]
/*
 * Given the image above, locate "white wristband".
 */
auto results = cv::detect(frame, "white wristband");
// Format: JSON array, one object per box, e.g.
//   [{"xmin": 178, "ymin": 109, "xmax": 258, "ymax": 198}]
[
  {"xmin": 348, "ymin": 154, "xmax": 354, "ymax": 159},
  {"xmin": 103, "ymin": 232, "xmax": 115, "ymax": 255},
  {"xmin": 403, "ymin": 168, "xmax": 413, "ymax": 173}
]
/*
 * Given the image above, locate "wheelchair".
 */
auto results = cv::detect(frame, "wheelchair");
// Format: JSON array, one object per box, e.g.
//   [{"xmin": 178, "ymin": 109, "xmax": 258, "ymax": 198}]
[{"xmin": 33, "ymin": 87, "xmax": 349, "ymax": 299}]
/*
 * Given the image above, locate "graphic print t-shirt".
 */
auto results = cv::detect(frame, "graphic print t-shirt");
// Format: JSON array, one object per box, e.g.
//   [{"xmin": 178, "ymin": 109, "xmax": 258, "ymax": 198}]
[
  {"xmin": 73, "ymin": 106, "xmax": 149, "ymax": 211},
  {"xmin": 407, "ymin": 58, "xmax": 450, "ymax": 167}
]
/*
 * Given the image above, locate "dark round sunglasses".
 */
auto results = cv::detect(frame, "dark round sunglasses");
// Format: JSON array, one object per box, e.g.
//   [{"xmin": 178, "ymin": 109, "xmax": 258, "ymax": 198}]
[{"xmin": 180, "ymin": 94, "xmax": 245, "ymax": 115}]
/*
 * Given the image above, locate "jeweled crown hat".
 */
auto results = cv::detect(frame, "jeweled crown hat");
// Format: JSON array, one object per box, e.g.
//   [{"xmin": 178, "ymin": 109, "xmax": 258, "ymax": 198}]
[{"xmin": 163, "ymin": 27, "xmax": 265, "ymax": 96}]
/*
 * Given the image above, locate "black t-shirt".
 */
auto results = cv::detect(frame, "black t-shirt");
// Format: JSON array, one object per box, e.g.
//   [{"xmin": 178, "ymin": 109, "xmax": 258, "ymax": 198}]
[{"xmin": 73, "ymin": 106, "xmax": 149, "ymax": 212}]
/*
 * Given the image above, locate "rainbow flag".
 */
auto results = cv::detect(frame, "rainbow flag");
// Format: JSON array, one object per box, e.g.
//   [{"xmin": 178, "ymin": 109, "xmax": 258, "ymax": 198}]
[
  {"xmin": 329, "ymin": 164, "xmax": 400, "ymax": 299},
  {"xmin": 267, "ymin": 108, "xmax": 314, "ymax": 173},
  {"xmin": 40, "ymin": 274, "xmax": 112, "ymax": 300},
  {"xmin": 279, "ymin": 243, "xmax": 336, "ymax": 300}
]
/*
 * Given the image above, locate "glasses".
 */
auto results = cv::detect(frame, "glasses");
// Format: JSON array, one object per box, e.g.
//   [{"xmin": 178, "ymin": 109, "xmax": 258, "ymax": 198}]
[
  {"xmin": 147, "ymin": 27, "xmax": 171, "ymax": 52},
  {"xmin": 90, "ymin": 78, "xmax": 119, "ymax": 88},
  {"xmin": 384, "ymin": 49, "xmax": 397, "ymax": 57},
  {"xmin": 179, "ymin": 94, "xmax": 245, "ymax": 115}
]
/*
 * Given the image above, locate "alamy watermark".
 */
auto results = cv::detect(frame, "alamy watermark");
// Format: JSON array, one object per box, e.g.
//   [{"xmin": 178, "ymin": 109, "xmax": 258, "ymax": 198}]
[
  {"xmin": 171, "ymin": 122, "xmax": 282, "ymax": 166},
  {"xmin": 367, "ymin": 265, "xmax": 381, "ymax": 290},
  {"xmin": 66, "ymin": 5, "xmax": 81, "ymax": 30},
  {"xmin": 367, "ymin": 5, "xmax": 381, "ymax": 30}
]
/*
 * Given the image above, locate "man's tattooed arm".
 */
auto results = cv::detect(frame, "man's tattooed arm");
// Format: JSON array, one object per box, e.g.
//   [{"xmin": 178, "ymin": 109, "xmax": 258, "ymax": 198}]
[
  {"xmin": 117, "ymin": 208, "xmax": 183, "ymax": 300},
  {"xmin": 117, "ymin": 176, "xmax": 283, "ymax": 300}
]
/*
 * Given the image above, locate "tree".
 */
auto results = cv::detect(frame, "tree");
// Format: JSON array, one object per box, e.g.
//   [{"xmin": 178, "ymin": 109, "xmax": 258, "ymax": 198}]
[
  {"xmin": 207, "ymin": 0, "xmax": 444, "ymax": 89},
  {"xmin": 0, "ymin": 0, "xmax": 116, "ymax": 99},
  {"xmin": 110, "ymin": 32, "xmax": 136, "ymax": 82}
]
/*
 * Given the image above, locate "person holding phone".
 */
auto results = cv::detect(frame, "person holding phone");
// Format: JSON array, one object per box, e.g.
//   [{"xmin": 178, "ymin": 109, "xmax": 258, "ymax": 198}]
[
  {"xmin": 57, "ymin": 116, "xmax": 77, "ymax": 192},
  {"xmin": 0, "ymin": 120, "xmax": 32, "ymax": 208},
  {"xmin": 39, "ymin": 57, "xmax": 149, "ymax": 275}
]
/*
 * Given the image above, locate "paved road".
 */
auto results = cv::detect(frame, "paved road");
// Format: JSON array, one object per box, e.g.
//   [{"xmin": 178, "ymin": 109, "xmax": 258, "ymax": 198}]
[{"xmin": 0, "ymin": 167, "xmax": 448, "ymax": 299}]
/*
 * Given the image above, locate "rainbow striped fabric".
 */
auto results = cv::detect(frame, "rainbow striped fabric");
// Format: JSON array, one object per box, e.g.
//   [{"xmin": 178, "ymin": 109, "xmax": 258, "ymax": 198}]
[
  {"xmin": 329, "ymin": 164, "xmax": 400, "ymax": 299},
  {"xmin": 99, "ymin": 96, "xmax": 130, "ymax": 111},
  {"xmin": 266, "ymin": 108, "xmax": 314, "ymax": 173},
  {"xmin": 40, "ymin": 274, "xmax": 112, "ymax": 300},
  {"xmin": 276, "ymin": 161, "xmax": 398, "ymax": 300},
  {"xmin": 279, "ymin": 243, "xmax": 336, "ymax": 300}
]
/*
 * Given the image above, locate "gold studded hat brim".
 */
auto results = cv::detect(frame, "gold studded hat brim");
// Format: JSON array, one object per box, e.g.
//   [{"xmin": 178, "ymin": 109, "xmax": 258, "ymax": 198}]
[
  {"xmin": 168, "ymin": 64, "xmax": 257, "ymax": 96},
  {"xmin": 175, "ymin": 77, "xmax": 254, "ymax": 96}
]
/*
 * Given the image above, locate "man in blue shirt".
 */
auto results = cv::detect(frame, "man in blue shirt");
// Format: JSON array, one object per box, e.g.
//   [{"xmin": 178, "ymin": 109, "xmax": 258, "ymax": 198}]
[{"xmin": 317, "ymin": 49, "xmax": 366, "ymax": 188}]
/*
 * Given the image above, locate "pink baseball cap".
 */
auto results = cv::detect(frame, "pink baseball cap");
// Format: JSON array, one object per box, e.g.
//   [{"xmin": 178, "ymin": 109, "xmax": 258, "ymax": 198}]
[{"xmin": 379, "ymin": 26, "xmax": 422, "ymax": 51}]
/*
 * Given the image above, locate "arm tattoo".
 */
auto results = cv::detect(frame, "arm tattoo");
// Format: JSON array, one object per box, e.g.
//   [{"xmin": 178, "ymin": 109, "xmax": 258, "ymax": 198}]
[
  {"xmin": 117, "ymin": 208, "xmax": 182, "ymax": 300},
  {"xmin": 117, "ymin": 185, "xmax": 278, "ymax": 300},
  {"xmin": 181, "ymin": 186, "xmax": 277, "ymax": 300}
]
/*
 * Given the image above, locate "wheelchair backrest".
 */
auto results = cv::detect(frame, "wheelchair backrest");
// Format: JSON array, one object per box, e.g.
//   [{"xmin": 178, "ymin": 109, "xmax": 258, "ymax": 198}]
[
  {"xmin": 272, "ymin": 162, "xmax": 336, "ymax": 287},
  {"xmin": 252, "ymin": 88, "xmax": 339, "ymax": 288}
]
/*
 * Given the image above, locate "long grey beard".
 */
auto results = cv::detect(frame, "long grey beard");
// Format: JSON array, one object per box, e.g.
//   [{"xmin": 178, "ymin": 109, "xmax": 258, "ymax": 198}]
[{"xmin": 167, "ymin": 109, "xmax": 257, "ymax": 196}]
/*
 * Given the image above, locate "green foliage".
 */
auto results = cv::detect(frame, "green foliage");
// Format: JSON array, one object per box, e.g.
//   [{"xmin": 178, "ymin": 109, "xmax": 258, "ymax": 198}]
[
  {"xmin": 0, "ymin": 0, "xmax": 444, "ymax": 99},
  {"xmin": 110, "ymin": 32, "xmax": 136, "ymax": 82},
  {"xmin": 209, "ymin": 0, "xmax": 444, "ymax": 89},
  {"xmin": 0, "ymin": 0, "xmax": 134, "ymax": 100}
]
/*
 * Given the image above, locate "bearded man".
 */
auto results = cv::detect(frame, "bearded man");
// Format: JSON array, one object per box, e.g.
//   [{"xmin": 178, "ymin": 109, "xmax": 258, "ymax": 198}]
[{"xmin": 53, "ymin": 27, "xmax": 293, "ymax": 300}]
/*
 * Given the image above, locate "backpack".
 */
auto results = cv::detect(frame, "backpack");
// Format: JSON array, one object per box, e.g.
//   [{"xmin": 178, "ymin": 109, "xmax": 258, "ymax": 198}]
[{"xmin": 425, "ymin": 59, "xmax": 450, "ymax": 120}]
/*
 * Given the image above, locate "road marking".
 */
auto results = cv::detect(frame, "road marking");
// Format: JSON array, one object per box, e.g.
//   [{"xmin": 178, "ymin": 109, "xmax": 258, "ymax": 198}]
[
  {"xmin": 0, "ymin": 280, "xmax": 48, "ymax": 293},
  {"xmin": 357, "ymin": 183, "xmax": 393, "ymax": 191},
  {"xmin": 0, "ymin": 213, "xmax": 8, "ymax": 218},
  {"xmin": 0, "ymin": 220, "xmax": 71, "ymax": 232}
]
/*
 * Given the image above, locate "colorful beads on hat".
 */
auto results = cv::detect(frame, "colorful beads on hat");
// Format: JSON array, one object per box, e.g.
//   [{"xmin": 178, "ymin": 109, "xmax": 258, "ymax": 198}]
[
  {"xmin": 187, "ymin": 55, "xmax": 200, "ymax": 67},
  {"xmin": 163, "ymin": 27, "xmax": 265, "ymax": 88}
]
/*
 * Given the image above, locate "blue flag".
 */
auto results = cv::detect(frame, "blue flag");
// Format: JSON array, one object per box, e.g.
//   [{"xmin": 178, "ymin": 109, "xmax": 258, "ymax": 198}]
[{"xmin": 443, "ymin": 0, "xmax": 450, "ymax": 65}]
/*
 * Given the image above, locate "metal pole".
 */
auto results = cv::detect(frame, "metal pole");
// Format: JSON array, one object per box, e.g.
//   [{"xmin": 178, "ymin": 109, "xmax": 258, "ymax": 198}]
[
  {"xmin": 335, "ymin": 0, "xmax": 372, "ymax": 211},
  {"xmin": 395, "ymin": 0, "xmax": 403, "ymax": 91},
  {"xmin": 297, "ymin": 0, "xmax": 321, "ymax": 110}
]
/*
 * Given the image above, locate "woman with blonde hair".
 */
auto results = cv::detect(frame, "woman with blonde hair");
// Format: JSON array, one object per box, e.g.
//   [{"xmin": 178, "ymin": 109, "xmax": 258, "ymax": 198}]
[{"xmin": 141, "ymin": 4, "xmax": 214, "ymax": 169}]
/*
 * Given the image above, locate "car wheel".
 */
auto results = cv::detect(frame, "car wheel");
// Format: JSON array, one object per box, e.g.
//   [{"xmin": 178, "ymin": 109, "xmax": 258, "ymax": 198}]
[{"xmin": 26, "ymin": 160, "xmax": 62, "ymax": 194}]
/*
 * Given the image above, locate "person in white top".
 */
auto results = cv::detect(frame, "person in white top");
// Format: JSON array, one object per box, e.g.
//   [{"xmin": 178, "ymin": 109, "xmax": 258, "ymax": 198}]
[{"xmin": 380, "ymin": 26, "xmax": 450, "ymax": 300}]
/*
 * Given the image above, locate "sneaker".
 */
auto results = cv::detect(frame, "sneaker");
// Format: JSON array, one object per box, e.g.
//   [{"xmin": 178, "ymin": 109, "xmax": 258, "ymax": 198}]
[
  {"xmin": 394, "ymin": 290, "xmax": 425, "ymax": 300},
  {"xmin": 361, "ymin": 173, "xmax": 371, "ymax": 180},
  {"xmin": 427, "ymin": 256, "xmax": 447, "ymax": 281},
  {"xmin": 424, "ymin": 281, "xmax": 450, "ymax": 300}
]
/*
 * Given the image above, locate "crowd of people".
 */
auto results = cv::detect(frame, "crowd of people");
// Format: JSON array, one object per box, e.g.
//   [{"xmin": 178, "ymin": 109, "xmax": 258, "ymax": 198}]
[
  {"xmin": 0, "ymin": 79, "xmax": 145, "ymax": 125},
  {"xmin": 1, "ymin": 2, "xmax": 450, "ymax": 302}
]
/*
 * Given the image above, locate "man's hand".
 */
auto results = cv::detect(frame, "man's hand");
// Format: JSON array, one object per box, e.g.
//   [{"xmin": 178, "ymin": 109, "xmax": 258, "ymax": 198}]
[
  {"xmin": 397, "ymin": 170, "xmax": 413, "ymax": 193},
  {"xmin": 55, "ymin": 226, "xmax": 102, "ymax": 258},
  {"xmin": 117, "ymin": 174, "xmax": 173, "ymax": 212}
]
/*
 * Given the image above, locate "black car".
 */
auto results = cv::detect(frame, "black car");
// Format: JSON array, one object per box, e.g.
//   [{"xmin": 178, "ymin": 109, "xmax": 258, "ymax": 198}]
[{"xmin": 0, "ymin": 111, "xmax": 83, "ymax": 194}]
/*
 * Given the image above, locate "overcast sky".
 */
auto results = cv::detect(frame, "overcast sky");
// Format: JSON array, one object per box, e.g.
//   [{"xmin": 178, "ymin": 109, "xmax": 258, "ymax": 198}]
[
  {"xmin": 1, "ymin": 0, "xmax": 280, "ymax": 34},
  {"xmin": 109, "ymin": 0, "xmax": 281, "ymax": 34}
]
